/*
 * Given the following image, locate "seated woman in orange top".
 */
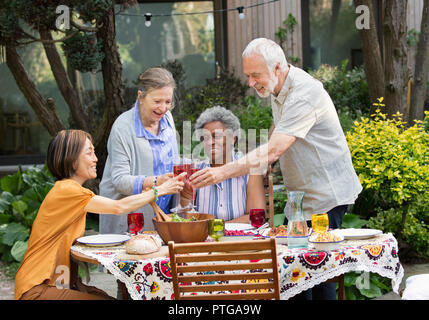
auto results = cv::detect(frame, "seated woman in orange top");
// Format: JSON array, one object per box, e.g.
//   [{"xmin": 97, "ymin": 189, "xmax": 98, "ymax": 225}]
[{"xmin": 14, "ymin": 130, "xmax": 185, "ymax": 300}]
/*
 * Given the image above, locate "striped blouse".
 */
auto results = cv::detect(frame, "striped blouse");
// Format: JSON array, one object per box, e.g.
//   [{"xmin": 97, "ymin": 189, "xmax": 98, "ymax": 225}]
[{"xmin": 195, "ymin": 154, "xmax": 249, "ymax": 221}]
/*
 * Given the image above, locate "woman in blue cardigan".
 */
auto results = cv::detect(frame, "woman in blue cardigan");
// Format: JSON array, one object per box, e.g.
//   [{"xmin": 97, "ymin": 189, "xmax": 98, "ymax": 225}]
[{"xmin": 99, "ymin": 68, "xmax": 179, "ymax": 233}]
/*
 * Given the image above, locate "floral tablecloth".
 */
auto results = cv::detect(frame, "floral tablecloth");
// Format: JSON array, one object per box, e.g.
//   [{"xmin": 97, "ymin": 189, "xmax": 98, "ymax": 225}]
[{"xmin": 71, "ymin": 233, "xmax": 404, "ymax": 300}]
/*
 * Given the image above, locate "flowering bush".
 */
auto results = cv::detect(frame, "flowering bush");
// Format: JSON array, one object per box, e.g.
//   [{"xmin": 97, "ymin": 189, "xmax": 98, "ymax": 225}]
[{"xmin": 346, "ymin": 108, "xmax": 429, "ymax": 258}]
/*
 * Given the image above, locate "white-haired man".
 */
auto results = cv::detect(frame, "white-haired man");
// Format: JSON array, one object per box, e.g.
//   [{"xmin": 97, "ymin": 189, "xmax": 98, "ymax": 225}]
[{"xmin": 190, "ymin": 38, "xmax": 362, "ymax": 299}]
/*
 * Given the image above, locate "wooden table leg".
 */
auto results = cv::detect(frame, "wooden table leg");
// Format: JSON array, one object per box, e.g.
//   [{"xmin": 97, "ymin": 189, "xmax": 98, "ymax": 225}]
[
  {"xmin": 338, "ymin": 274, "xmax": 345, "ymax": 300},
  {"xmin": 119, "ymin": 281, "xmax": 130, "ymax": 300},
  {"xmin": 70, "ymin": 257, "xmax": 79, "ymax": 289}
]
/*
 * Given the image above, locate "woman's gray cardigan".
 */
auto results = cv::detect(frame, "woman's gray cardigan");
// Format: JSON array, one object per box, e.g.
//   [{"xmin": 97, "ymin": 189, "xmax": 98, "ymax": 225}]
[{"xmin": 99, "ymin": 108, "xmax": 177, "ymax": 234}]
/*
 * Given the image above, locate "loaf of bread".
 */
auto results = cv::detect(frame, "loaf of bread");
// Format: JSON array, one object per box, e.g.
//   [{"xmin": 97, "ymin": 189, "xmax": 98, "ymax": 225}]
[{"xmin": 125, "ymin": 234, "xmax": 162, "ymax": 255}]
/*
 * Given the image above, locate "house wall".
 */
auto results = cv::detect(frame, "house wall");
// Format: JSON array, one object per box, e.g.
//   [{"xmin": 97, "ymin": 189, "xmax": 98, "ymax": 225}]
[
  {"xmin": 225, "ymin": 0, "xmax": 425, "ymax": 81},
  {"xmin": 408, "ymin": 0, "xmax": 424, "ymax": 31},
  {"xmin": 406, "ymin": 0, "xmax": 425, "ymax": 77},
  {"xmin": 225, "ymin": 0, "xmax": 302, "ymax": 81}
]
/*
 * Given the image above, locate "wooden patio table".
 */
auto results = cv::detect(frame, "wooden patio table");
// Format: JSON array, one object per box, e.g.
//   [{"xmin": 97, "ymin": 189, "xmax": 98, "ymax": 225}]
[{"xmin": 70, "ymin": 227, "xmax": 404, "ymax": 300}]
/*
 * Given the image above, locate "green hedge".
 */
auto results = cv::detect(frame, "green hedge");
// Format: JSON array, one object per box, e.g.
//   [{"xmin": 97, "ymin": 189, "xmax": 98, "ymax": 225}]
[{"xmin": 347, "ymin": 109, "xmax": 429, "ymax": 259}]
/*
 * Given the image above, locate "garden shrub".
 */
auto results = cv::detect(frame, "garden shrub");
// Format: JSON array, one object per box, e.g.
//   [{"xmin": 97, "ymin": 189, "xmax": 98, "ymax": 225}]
[
  {"xmin": 346, "ymin": 108, "xmax": 429, "ymax": 259},
  {"xmin": 0, "ymin": 166, "xmax": 55, "ymax": 266},
  {"xmin": 235, "ymin": 95, "xmax": 273, "ymax": 142},
  {"xmin": 310, "ymin": 60, "xmax": 370, "ymax": 132},
  {"xmin": 162, "ymin": 60, "xmax": 249, "ymax": 136}
]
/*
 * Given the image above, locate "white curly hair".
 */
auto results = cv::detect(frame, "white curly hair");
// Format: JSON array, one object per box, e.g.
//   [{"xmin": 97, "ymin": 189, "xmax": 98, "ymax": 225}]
[
  {"xmin": 195, "ymin": 105, "xmax": 241, "ymax": 140},
  {"xmin": 242, "ymin": 38, "xmax": 288, "ymax": 73}
]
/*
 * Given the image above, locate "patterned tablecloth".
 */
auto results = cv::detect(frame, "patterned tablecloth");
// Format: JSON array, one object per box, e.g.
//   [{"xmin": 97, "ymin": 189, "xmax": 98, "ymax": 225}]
[{"xmin": 71, "ymin": 233, "xmax": 404, "ymax": 300}]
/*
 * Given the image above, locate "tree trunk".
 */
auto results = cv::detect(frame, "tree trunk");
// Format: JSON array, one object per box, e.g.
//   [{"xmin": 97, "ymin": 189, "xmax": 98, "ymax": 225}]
[
  {"xmin": 354, "ymin": 0, "xmax": 385, "ymax": 114},
  {"xmin": 39, "ymin": 27, "xmax": 89, "ymax": 132},
  {"xmin": 409, "ymin": 0, "xmax": 429, "ymax": 126},
  {"xmin": 5, "ymin": 43, "xmax": 64, "ymax": 136},
  {"xmin": 94, "ymin": 4, "xmax": 126, "ymax": 175},
  {"xmin": 383, "ymin": 0, "xmax": 409, "ymax": 121}
]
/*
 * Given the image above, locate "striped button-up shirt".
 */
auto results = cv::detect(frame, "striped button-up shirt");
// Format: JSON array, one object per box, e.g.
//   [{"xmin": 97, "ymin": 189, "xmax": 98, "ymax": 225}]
[
  {"xmin": 131, "ymin": 103, "xmax": 178, "ymax": 213},
  {"xmin": 196, "ymin": 154, "xmax": 249, "ymax": 221}
]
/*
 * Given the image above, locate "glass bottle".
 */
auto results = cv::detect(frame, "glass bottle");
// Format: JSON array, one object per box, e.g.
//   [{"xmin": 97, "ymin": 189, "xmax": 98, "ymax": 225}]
[{"xmin": 285, "ymin": 191, "xmax": 308, "ymax": 248}]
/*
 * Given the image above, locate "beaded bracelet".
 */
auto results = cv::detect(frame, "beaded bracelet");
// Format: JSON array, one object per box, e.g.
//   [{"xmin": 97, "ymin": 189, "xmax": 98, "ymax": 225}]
[
  {"xmin": 153, "ymin": 176, "xmax": 158, "ymax": 186},
  {"xmin": 152, "ymin": 186, "xmax": 158, "ymax": 201}
]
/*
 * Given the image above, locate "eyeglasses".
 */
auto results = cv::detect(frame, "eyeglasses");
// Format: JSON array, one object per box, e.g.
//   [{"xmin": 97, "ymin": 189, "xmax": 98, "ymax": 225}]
[{"xmin": 199, "ymin": 132, "xmax": 226, "ymax": 143}]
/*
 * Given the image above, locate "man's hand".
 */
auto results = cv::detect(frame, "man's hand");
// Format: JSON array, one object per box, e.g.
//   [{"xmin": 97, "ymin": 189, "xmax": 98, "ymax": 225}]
[
  {"xmin": 180, "ymin": 180, "xmax": 194, "ymax": 200},
  {"xmin": 189, "ymin": 166, "xmax": 225, "ymax": 188}
]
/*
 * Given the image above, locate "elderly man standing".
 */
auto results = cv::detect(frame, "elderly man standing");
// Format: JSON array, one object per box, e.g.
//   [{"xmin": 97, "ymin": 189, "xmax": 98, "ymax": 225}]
[{"xmin": 190, "ymin": 38, "xmax": 362, "ymax": 300}]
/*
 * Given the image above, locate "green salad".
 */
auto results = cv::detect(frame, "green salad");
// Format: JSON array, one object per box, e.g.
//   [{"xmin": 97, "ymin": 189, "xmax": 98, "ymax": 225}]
[{"xmin": 171, "ymin": 213, "xmax": 197, "ymax": 222}]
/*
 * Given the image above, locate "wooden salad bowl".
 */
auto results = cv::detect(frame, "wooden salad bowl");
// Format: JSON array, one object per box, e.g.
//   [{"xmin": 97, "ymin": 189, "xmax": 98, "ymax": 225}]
[{"xmin": 153, "ymin": 213, "xmax": 215, "ymax": 244}]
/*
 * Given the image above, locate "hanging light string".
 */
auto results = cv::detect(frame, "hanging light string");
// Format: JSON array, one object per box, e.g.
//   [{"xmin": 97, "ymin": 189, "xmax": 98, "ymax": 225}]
[{"xmin": 118, "ymin": 0, "xmax": 280, "ymax": 26}]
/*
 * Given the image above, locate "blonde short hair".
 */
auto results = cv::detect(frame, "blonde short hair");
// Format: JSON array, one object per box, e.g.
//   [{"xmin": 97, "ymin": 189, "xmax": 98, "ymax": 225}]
[{"xmin": 138, "ymin": 67, "xmax": 176, "ymax": 107}]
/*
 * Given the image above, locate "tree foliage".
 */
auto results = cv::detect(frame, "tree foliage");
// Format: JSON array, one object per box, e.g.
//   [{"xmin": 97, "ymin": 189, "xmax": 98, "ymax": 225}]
[{"xmin": 0, "ymin": 1, "xmax": 127, "ymax": 176}]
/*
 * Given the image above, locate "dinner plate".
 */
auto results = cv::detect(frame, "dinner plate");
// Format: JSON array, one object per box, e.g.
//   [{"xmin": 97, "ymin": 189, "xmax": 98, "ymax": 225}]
[
  {"xmin": 336, "ymin": 228, "xmax": 382, "ymax": 240},
  {"xmin": 224, "ymin": 223, "xmax": 254, "ymax": 231},
  {"xmin": 259, "ymin": 228, "xmax": 288, "ymax": 244},
  {"xmin": 76, "ymin": 234, "xmax": 131, "ymax": 247}
]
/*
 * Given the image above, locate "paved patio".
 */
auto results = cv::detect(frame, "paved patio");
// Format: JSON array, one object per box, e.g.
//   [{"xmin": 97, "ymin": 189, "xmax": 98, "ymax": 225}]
[{"xmin": 2, "ymin": 262, "xmax": 428, "ymax": 300}]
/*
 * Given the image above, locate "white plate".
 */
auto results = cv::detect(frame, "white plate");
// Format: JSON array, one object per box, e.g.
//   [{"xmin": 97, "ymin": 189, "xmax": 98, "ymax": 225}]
[
  {"xmin": 259, "ymin": 228, "xmax": 288, "ymax": 244},
  {"xmin": 336, "ymin": 228, "xmax": 382, "ymax": 240},
  {"xmin": 224, "ymin": 223, "xmax": 255, "ymax": 232},
  {"xmin": 76, "ymin": 234, "xmax": 130, "ymax": 247},
  {"xmin": 219, "ymin": 235, "xmax": 256, "ymax": 242},
  {"xmin": 308, "ymin": 232, "xmax": 345, "ymax": 251}
]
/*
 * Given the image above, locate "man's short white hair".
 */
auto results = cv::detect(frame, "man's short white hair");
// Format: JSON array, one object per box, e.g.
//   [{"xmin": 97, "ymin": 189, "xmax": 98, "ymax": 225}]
[{"xmin": 242, "ymin": 38, "xmax": 288, "ymax": 72}]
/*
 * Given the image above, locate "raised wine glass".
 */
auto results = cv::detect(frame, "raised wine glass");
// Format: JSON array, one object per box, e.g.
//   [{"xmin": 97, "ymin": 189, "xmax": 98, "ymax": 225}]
[{"xmin": 170, "ymin": 157, "xmax": 192, "ymax": 213}]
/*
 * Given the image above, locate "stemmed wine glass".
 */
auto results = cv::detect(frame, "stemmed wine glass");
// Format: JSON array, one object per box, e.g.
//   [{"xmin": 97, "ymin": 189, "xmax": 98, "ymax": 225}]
[
  {"xmin": 187, "ymin": 160, "xmax": 201, "ymax": 213},
  {"xmin": 170, "ymin": 157, "xmax": 193, "ymax": 213}
]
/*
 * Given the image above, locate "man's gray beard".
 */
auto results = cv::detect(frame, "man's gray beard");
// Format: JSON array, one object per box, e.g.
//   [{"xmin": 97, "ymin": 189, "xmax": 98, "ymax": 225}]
[
  {"xmin": 255, "ymin": 88, "xmax": 271, "ymax": 98},
  {"xmin": 254, "ymin": 74, "xmax": 278, "ymax": 98}
]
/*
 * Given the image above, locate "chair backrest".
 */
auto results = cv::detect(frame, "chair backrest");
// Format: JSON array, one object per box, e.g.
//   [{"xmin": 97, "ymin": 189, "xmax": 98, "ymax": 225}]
[
  {"xmin": 264, "ymin": 173, "xmax": 275, "ymax": 228},
  {"xmin": 168, "ymin": 238, "xmax": 280, "ymax": 300}
]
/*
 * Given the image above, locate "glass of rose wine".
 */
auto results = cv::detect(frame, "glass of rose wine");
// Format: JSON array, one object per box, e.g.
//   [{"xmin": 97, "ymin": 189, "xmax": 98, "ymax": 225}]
[
  {"xmin": 170, "ymin": 158, "xmax": 192, "ymax": 213},
  {"xmin": 187, "ymin": 164, "xmax": 201, "ymax": 212}
]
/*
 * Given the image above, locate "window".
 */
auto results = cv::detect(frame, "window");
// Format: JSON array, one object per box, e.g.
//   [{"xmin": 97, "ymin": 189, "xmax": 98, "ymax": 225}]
[
  {"xmin": 302, "ymin": 0, "xmax": 364, "ymax": 70},
  {"xmin": 0, "ymin": 1, "xmax": 220, "ymax": 168},
  {"xmin": 116, "ymin": 1, "xmax": 216, "ymax": 88}
]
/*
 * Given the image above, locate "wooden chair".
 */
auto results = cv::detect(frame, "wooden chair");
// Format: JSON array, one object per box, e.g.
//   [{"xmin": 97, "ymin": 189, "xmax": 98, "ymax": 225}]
[
  {"xmin": 264, "ymin": 173, "xmax": 275, "ymax": 228},
  {"xmin": 168, "ymin": 238, "xmax": 281, "ymax": 300}
]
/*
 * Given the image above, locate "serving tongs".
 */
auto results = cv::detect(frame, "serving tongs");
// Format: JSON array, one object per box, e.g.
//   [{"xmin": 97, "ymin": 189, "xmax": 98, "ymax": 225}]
[
  {"xmin": 143, "ymin": 187, "xmax": 172, "ymax": 222},
  {"xmin": 150, "ymin": 201, "xmax": 172, "ymax": 222}
]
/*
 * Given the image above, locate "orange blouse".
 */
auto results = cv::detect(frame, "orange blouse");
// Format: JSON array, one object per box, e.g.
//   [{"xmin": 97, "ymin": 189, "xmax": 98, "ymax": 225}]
[{"xmin": 14, "ymin": 179, "xmax": 94, "ymax": 300}]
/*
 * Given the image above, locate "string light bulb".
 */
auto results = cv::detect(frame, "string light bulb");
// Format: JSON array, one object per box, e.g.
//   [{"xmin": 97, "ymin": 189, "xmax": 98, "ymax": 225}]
[
  {"xmin": 144, "ymin": 13, "xmax": 152, "ymax": 27},
  {"xmin": 237, "ymin": 6, "xmax": 245, "ymax": 20}
]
